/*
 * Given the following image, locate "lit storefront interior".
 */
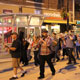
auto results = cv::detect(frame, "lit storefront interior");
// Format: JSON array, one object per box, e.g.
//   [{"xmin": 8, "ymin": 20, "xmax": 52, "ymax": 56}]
[
  {"xmin": 0, "ymin": 13, "xmax": 75, "ymax": 52},
  {"xmin": 51, "ymin": 25, "xmax": 60, "ymax": 33},
  {"xmin": 0, "ymin": 13, "xmax": 44, "ymax": 52},
  {"xmin": 41, "ymin": 24, "xmax": 60, "ymax": 34},
  {"xmin": 74, "ymin": 21, "xmax": 80, "ymax": 34}
]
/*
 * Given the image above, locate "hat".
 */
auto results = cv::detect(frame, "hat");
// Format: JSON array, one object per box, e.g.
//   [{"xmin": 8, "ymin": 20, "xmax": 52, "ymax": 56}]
[
  {"xmin": 11, "ymin": 32, "xmax": 18, "ymax": 35},
  {"xmin": 42, "ymin": 29, "xmax": 48, "ymax": 33}
]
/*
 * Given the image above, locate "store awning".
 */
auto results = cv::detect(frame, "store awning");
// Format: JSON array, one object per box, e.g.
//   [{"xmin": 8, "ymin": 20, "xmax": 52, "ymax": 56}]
[{"xmin": 44, "ymin": 20, "xmax": 75, "ymax": 24}]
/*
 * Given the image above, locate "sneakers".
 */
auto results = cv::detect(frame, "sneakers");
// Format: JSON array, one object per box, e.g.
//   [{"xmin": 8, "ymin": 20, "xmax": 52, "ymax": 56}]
[
  {"xmin": 9, "ymin": 71, "xmax": 27, "ymax": 80},
  {"xmin": 38, "ymin": 75, "xmax": 44, "ymax": 79},
  {"xmin": 9, "ymin": 77, "xmax": 18, "ymax": 80},
  {"xmin": 21, "ymin": 71, "xmax": 27, "ymax": 77},
  {"xmin": 67, "ymin": 62, "xmax": 72, "ymax": 65},
  {"xmin": 56, "ymin": 59, "xmax": 60, "ymax": 62},
  {"xmin": 38, "ymin": 72, "xmax": 55, "ymax": 79}
]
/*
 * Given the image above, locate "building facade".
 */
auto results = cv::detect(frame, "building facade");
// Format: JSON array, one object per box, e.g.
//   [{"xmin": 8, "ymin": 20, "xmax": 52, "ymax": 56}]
[
  {"xmin": 0, "ymin": 0, "xmax": 79, "ymax": 52},
  {"xmin": 74, "ymin": 0, "xmax": 80, "ymax": 33}
]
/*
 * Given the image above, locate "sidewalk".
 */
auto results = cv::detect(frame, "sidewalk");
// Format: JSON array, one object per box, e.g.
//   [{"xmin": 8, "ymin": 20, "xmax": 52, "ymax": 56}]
[
  {"xmin": 0, "ymin": 59, "xmax": 80, "ymax": 80},
  {"xmin": 0, "ymin": 53, "xmax": 11, "ymax": 63},
  {"xmin": 0, "ymin": 58, "xmax": 12, "ymax": 63}
]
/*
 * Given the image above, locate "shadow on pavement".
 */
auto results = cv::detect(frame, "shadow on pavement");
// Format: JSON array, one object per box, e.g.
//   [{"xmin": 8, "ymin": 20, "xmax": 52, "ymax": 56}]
[
  {"xmin": 58, "ymin": 64, "xmax": 78, "ymax": 74},
  {"xmin": 0, "ymin": 67, "xmax": 13, "ymax": 73}
]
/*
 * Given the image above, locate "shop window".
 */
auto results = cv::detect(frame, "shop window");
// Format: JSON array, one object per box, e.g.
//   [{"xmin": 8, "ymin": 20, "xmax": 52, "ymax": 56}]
[
  {"xmin": 29, "ymin": 17, "xmax": 40, "ymax": 26},
  {"xmin": 0, "ymin": 16, "xmax": 13, "ymax": 44},
  {"xmin": 30, "ymin": 27, "xmax": 34, "ymax": 37},
  {"xmin": 51, "ymin": 25, "xmax": 60, "ymax": 33},
  {"xmin": 75, "ymin": 3, "xmax": 80, "ymax": 11},
  {"xmin": 0, "ymin": 27, "xmax": 12, "ymax": 44},
  {"xmin": 2, "ymin": 16, "xmax": 12, "ymax": 25},
  {"xmin": 16, "ymin": 16, "xmax": 28, "ymax": 27},
  {"xmin": 4, "ymin": 27, "xmax": 12, "ymax": 43},
  {"xmin": 58, "ymin": 0, "xmax": 64, "ymax": 9}
]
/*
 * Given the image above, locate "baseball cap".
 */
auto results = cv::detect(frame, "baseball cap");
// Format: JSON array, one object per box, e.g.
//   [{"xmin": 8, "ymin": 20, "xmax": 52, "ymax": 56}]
[{"xmin": 42, "ymin": 29, "xmax": 48, "ymax": 33}]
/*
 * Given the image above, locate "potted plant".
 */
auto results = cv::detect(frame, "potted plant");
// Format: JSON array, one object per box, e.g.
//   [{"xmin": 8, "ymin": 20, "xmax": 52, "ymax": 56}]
[{"xmin": 61, "ymin": 8, "xmax": 69, "ymax": 20}]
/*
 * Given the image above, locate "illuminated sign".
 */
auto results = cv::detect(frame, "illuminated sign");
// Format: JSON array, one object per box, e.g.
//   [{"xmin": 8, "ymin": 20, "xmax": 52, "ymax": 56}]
[
  {"xmin": 44, "ymin": 12, "xmax": 63, "ymax": 20},
  {"xmin": 44, "ymin": 12, "xmax": 61, "ymax": 18}
]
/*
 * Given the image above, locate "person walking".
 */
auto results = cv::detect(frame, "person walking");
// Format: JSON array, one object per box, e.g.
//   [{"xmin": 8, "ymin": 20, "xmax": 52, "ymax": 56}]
[
  {"xmin": 22, "ymin": 38, "xmax": 29, "ymax": 66},
  {"xmin": 76, "ymin": 36, "xmax": 80, "ymax": 59},
  {"xmin": 5, "ymin": 32, "xmax": 26, "ymax": 80},
  {"xmin": 33, "ymin": 36, "xmax": 40, "ymax": 66},
  {"xmin": 18, "ymin": 31, "xmax": 29, "ymax": 66},
  {"xmin": 51, "ymin": 33, "xmax": 59, "ymax": 62},
  {"xmin": 61, "ymin": 35, "xmax": 68, "ymax": 60},
  {"xmin": 66, "ymin": 31, "xmax": 76, "ymax": 64},
  {"xmin": 27, "ymin": 35, "xmax": 33, "ymax": 61},
  {"xmin": 38, "ymin": 30, "xmax": 55, "ymax": 79}
]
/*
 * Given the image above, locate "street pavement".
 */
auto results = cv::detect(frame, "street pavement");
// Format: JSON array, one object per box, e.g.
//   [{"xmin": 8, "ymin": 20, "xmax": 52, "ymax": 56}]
[{"xmin": 0, "ymin": 57, "xmax": 80, "ymax": 80}]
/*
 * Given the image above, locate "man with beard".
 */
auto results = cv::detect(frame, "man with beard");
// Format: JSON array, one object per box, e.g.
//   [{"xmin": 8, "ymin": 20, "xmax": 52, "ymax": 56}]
[{"xmin": 38, "ymin": 30, "xmax": 55, "ymax": 79}]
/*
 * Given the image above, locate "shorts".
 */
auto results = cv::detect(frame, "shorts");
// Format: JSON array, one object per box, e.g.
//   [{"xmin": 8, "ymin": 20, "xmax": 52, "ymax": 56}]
[{"xmin": 12, "ymin": 58, "xmax": 20, "ymax": 68}]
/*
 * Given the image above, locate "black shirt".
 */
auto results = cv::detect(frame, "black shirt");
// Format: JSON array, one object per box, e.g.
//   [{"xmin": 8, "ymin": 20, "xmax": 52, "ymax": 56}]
[{"xmin": 10, "ymin": 39, "xmax": 21, "ymax": 58}]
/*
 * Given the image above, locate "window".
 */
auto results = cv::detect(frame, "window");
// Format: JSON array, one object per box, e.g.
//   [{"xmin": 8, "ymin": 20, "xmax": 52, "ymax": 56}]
[
  {"xmin": 58, "ymin": 0, "xmax": 64, "ymax": 9},
  {"xmin": 75, "ymin": 3, "xmax": 80, "ymax": 11},
  {"xmin": 26, "ymin": 0, "xmax": 43, "ymax": 4},
  {"xmin": 34, "ymin": 0, "xmax": 42, "ymax": 3}
]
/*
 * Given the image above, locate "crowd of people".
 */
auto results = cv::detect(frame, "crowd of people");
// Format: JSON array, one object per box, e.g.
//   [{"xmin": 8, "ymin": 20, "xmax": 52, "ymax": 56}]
[{"xmin": 4, "ymin": 29, "xmax": 80, "ymax": 80}]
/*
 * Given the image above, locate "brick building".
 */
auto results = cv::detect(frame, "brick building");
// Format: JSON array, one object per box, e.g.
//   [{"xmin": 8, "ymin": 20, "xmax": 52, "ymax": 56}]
[
  {"xmin": 0, "ymin": 0, "xmax": 80, "ymax": 52},
  {"xmin": 0, "ymin": 0, "xmax": 79, "ymax": 33}
]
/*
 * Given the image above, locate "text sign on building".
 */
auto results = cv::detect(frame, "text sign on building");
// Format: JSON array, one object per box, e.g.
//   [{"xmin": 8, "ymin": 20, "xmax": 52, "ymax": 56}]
[
  {"xmin": 44, "ymin": 12, "xmax": 63, "ymax": 20},
  {"xmin": 44, "ymin": 12, "xmax": 61, "ymax": 18}
]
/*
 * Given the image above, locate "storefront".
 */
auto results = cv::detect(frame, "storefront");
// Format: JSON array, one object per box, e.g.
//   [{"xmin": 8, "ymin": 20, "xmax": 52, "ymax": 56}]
[
  {"xmin": 0, "ymin": 13, "xmax": 44, "ymax": 52},
  {"xmin": 0, "ymin": 11, "xmax": 75, "ymax": 52},
  {"xmin": 42, "ymin": 10, "xmax": 74, "ymax": 34},
  {"xmin": 73, "ymin": 21, "xmax": 80, "ymax": 34}
]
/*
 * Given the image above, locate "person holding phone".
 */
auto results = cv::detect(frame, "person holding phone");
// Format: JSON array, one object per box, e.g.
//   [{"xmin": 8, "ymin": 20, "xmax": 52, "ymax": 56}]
[{"xmin": 5, "ymin": 32, "xmax": 26, "ymax": 80}]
